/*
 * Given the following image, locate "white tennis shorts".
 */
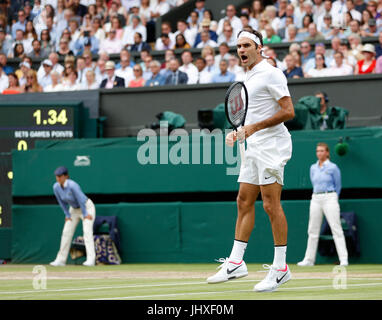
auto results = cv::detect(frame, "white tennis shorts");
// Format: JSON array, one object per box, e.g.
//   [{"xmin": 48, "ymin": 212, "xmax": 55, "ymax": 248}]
[{"xmin": 238, "ymin": 135, "xmax": 292, "ymax": 186}]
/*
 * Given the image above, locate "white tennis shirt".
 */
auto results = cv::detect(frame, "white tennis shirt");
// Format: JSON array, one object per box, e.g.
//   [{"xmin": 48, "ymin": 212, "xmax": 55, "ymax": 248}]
[{"xmin": 243, "ymin": 59, "xmax": 291, "ymax": 143}]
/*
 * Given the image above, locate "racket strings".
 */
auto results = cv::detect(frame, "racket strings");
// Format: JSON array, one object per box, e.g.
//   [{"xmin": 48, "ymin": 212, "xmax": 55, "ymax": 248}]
[{"xmin": 227, "ymin": 84, "xmax": 247, "ymax": 128}]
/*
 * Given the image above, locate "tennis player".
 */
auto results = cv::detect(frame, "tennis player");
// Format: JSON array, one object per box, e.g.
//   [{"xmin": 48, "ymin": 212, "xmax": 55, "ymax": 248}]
[{"xmin": 207, "ymin": 29, "xmax": 295, "ymax": 292}]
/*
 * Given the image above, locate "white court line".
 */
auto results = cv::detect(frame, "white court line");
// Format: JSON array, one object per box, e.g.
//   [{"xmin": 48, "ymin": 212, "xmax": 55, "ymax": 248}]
[
  {"xmin": 90, "ymin": 282, "xmax": 382, "ymax": 300},
  {"xmin": 0, "ymin": 281, "xmax": 209, "ymax": 295},
  {"xmin": 3, "ymin": 278, "xmax": 382, "ymax": 297}
]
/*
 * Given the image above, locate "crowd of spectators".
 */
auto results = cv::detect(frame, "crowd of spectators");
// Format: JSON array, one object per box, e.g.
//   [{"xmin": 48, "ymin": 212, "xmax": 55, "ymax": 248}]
[{"xmin": 0, "ymin": 0, "xmax": 381, "ymax": 94}]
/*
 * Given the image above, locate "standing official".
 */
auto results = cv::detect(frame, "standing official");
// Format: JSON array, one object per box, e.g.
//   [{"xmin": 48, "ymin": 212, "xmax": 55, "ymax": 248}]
[
  {"xmin": 50, "ymin": 166, "xmax": 96, "ymax": 267},
  {"xmin": 298, "ymin": 142, "xmax": 348, "ymax": 266}
]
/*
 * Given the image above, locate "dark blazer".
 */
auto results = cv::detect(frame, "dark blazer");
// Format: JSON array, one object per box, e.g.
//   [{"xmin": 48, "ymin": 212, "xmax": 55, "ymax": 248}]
[
  {"xmin": 164, "ymin": 70, "xmax": 188, "ymax": 85},
  {"xmin": 130, "ymin": 41, "xmax": 152, "ymax": 52},
  {"xmin": 100, "ymin": 76, "xmax": 125, "ymax": 88}
]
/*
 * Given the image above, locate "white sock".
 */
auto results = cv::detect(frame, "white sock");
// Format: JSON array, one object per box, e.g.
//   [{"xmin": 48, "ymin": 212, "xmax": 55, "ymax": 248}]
[
  {"xmin": 273, "ymin": 245, "xmax": 287, "ymax": 270},
  {"xmin": 229, "ymin": 239, "xmax": 247, "ymax": 263}
]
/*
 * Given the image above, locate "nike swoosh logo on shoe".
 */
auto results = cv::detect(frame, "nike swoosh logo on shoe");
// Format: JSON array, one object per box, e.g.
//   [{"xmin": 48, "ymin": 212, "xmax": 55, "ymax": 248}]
[
  {"xmin": 227, "ymin": 265, "xmax": 242, "ymax": 274},
  {"xmin": 276, "ymin": 272, "xmax": 288, "ymax": 283}
]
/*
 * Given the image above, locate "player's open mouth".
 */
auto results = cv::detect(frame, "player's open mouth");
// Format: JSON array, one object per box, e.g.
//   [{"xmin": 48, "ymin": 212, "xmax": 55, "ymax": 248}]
[{"xmin": 240, "ymin": 55, "xmax": 248, "ymax": 63}]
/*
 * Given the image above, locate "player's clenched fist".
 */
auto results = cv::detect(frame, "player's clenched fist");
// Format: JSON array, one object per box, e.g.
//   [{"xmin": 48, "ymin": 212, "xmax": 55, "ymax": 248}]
[{"xmin": 225, "ymin": 131, "xmax": 237, "ymax": 147}]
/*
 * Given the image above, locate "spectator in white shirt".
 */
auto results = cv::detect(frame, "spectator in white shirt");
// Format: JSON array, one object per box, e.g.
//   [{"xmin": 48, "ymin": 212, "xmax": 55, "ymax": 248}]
[
  {"xmin": 81, "ymin": 69, "xmax": 99, "ymax": 90},
  {"xmin": 345, "ymin": 0, "xmax": 362, "ymax": 21},
  {"xmin": 264, "ymin": 5, "xmax": 282, "ymax": 33},
  {"xmin": 151, "ymin": 0, "xmax": 170, "ymax": 20},
  {"xmin": 98, "ymin": 29, "xmax": 123, "ymax": 55},
  {"xmin": 194, "ymin": 56, "xmax": 212, "ymax": 84},
  {"xmin": 115, "ymin": 54, "xmax": 134, "ymax": 87},
  {"xmin": 179, "ymin": 50, "xmax": 199, "ymax": 84},
  {"xmin": 204, "ymin": 54, "xmax": 218, "ymax": 74},
  {"xmin": 38, "ymin": 58, "xmax": 53, "ymax": 88},
  {"xmin": 0, "ymin": 64, "xmax": 8, "ymax": 93},
  {"xmin": 63, "ymin": 70, "xmax": 81, "ymax": 91},
  {"xmin": 122, "ymin": 15, "xmax": 147, "ymax": 48},
  {"xmin": 227, "ymin": 55, "xmax": 243, "ymax": 80},
  {"xmin": 76, "ymin": 56, "xmax": 87, "ymax": 85},
  {"xmin": 331, "ymin": 0, "xmax": 347, "ymax": 25},
  {"xmin": 214, "ymin": 42, "xmax": 232, "ymax": 68},
  {"xmin": 317, "ymin": 0, "xmax": 333, "ymax": 31},
  {"xmin": 155, "ymin": 22, "xmax": 176, "ymax": 50},
  {"xmin": 155, "ymin": 33, "xmax": 174, "ymax": 51},
  {"xmin": 14, "ymin": 29, "xmax": 33, "ymax": 54},
  {"xmin": 305, "ymin": 53, "xmax": 329, "ymax": 77},
  {"xmin": 217, "ymin": 24, "xmax": 236, "ymax": 46},
  {"xmin": 196, "ymin": 30, "xmax": 218, "ymax": 48},
  {"xmin": 95, "ymin": 58, "xmax": 107, "ymax": 84},
  {"xmin": 174, "ymin": 19, "xmax": 196, "ymax": 48},
  {"xmin": 37, "ymin": 52, "xmax": 64, "ymax": 82},
  {"xmin": 44, "ymin": 71, "xmax": 64, "ymax": 92},
  {"xmin": 313, "ymin": 0, "xmax": 326, "ymax": 22},
  {"xmin": 217, "ymin": 4, "xmax": 243, "ymax": 36},
  {"xmin": 326, "ymin": 51, "xmax": 353, "ymax": 75}
]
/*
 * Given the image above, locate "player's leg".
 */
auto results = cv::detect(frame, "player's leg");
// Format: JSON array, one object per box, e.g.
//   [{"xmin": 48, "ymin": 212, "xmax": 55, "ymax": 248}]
[
  {"xmin": 261, "ymin": 182, "xmax": 288, "ymax": 266},
  {"xmin": 298, "ymin": 195, "xmax": 324, "ymax": 266},
  {"xmin": 322, "ymin": 193, "xmax": 348, "ymax": 266},
  {"xmin": 234, "ymin": 182, "xmax": 261, "ymax": 242},
  {"xmin": 254, "ymin": 182, "xmax": 291, "ymax": 292},
  {"xmin": 207, "ymin": 182, "xmax": 260, "ymax": 283},
  {"xmin": 81, "ymin": 199, "xmax": 96, "ymax": 266},
  {"xmin": 51, "ymin": 209, "xmax": 80, "ymax": 266}
]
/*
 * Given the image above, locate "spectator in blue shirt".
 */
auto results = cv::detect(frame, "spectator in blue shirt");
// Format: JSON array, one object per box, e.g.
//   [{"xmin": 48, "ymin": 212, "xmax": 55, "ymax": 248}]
[
  {"xmin": 297, "ymin": 142, "xmax": 348, "ymax": 267},
  {"xmin": 11, "ymin": 9, "xmax": 27, "ymax": 39},
  {"xmin": 146, "ymin": 60, "xmax": 165, "ymax": 87},
  {"xmin": 211, "ymin": 59, "xmax": 235, "ymax": 83},
  {"xmin": 73, "ymin": 33, "xmax": 99, "ymax": 56},
  {"xmin": 193, "ymin": 18, "xmax": 218, "ymax": 48},
  {"xmin": 50, "ymin": 166, "xmax": 96, "ymax": 267},
  {"xmin": 283, "ymin": 54, "xmax": 304, "ymax": 78},
  {"xmin": 375, "ymin": 31, "xmax": 382, "ymax": 58}
]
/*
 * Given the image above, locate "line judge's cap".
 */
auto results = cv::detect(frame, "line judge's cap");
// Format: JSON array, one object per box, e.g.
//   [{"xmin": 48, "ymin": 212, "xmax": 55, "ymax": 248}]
[{"xmin": 54, "ymin": 166, "xmax": 68, "ymax": 176}]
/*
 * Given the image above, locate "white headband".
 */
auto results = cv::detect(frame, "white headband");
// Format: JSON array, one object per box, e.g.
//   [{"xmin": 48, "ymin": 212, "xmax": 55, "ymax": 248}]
[
  {"xmin": 237, "ymin": 31, "xmax": 269, "ymax": 58},
  {"xmin": 238, "ymin": 31, "xmax": 261, "ymax": 46}
]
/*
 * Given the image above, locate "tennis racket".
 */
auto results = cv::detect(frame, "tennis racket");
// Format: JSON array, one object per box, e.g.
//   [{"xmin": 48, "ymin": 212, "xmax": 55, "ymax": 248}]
[{"xmin": 225, "ymin": 81, "xmax": 248, "ymax": 165}]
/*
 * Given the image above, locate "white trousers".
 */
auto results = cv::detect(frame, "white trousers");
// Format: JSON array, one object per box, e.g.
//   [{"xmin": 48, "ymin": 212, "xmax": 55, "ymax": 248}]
[
  {"xmin": 55, "ymin": 199, "xmax": 96, "ymax": 264},
  {"xmin": 303, "ymin": 193, "xmax": 348, "ymax": 264}
]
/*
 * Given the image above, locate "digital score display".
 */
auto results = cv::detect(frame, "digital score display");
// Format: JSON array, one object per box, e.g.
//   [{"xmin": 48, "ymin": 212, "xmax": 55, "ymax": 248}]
[
  {"xmin": 0, "ymin": 102, "xmax": 81, "ymax": 228},
  {"xmin": 0, "ymin": 153, "xmax": 12, "ymax": 228},
  {"xmin": 0, "ymin": 104, "xmax": 79, "ymax": 152}
]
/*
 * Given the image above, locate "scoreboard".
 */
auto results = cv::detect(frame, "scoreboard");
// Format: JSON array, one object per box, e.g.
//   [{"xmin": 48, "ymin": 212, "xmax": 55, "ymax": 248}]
[
  {"xmin": 0, "ymin": 102, "xmax": 82, "ymax": 228},
  {"xmin": 0, "ymin": 103, "xmax": 80, "ymax": 152},
  {"xmin": 0, "ymin": 153, "xmax": 11, "ymax": 228}
]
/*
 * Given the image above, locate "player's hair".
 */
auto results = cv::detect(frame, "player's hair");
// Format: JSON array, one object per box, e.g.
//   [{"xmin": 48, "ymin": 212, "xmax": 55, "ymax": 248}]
[
  {"xmin": 317, "ymin": 142, "xmax": 330, "ymax": 158},
  {"xmin": 237, "ymin": 29, "xmax": 263, "ymax": 48}
]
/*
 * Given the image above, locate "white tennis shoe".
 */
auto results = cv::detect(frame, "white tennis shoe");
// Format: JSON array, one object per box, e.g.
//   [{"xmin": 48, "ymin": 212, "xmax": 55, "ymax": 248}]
[
  {"xmin": 207, "ymin": 258, "xmax": 248, "ymax": 284},
  {"xmin": 254, "ymin": 264, "xmax": 291, "ymax": 292},
  {"xmin": 83, "ymin": 260, "xmax": 95, "ymax": 267},
  {"xmin": 49, "ymin": 260, "xmax": 66, "ymax": 267},
  {"xmin": 297, "ymin": 259, "xmax": 314, "ymax": 267}
]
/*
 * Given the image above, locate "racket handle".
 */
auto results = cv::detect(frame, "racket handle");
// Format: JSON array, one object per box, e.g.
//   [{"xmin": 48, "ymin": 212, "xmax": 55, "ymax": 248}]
[{"xmin": 239, "ymin": 141, "xmax": 246, "ymax": 165}]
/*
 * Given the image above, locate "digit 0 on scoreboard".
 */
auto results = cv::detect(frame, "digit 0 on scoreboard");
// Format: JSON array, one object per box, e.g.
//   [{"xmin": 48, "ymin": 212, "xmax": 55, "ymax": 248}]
[{"xmin": 0, "ymin": 102, "xmax": 81, "ymax": 153}]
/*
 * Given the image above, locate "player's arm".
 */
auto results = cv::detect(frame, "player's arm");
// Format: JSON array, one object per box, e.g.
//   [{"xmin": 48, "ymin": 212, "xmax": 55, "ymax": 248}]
[{"xmin": 240, "ymin": 96, "xmax": 295, "ymax": 140}]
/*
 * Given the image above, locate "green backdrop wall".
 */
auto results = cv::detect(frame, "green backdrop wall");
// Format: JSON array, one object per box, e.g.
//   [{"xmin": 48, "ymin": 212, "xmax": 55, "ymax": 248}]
[
  {"xmin": 12, "ymin": 127, "xmax": 382, "ymax": 196},
  {"xmin": 11, "ymin": 199, "xmax": 382, "ymax": 264}
]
